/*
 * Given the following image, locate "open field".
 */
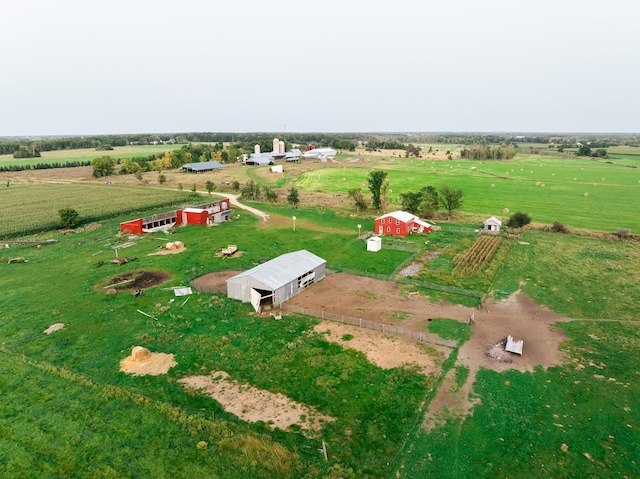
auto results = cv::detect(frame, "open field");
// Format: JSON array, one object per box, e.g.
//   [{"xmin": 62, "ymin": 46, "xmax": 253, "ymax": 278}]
[
  {"xmin": 0, "ymin": 144, "xmax": 182, "ymax": 167},
  {"xmin": 2, "ymin": 151, "xmax": 640, "ymax": 477},
  {"xmin": 0, "ymin": 183, "xmax": 194, "ymax": 238}
]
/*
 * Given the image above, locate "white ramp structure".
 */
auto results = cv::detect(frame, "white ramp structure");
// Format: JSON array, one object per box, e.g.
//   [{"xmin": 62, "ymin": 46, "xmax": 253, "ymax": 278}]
[{"xmin": 505, "ymin": 335, "xmax": 524, "ymax": 355}]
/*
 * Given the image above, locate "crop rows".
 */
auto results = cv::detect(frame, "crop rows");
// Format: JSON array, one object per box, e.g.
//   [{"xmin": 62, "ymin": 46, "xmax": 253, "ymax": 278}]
[
  {"xmin": 452, "ymin": 235, "xmax": 502, "ymax": 275},
  {"xmin": 0, "ymin": 183, "xmax": 192, "ymax": 238}
]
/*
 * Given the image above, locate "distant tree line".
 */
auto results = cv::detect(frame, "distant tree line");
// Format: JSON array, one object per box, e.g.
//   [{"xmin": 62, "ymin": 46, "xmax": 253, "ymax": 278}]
[{"xmin": 0, "ymin": 160, "xmax": 91, "ymax": 172}]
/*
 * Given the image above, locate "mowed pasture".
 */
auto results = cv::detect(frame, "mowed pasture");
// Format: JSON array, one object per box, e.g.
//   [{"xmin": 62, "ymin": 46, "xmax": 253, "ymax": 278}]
[
  {"xmin": 0, "ymin": 183, "xmax": 193, "ymax": 237},
  {"xmin": 295, "ymin": 154, "xmax": 640, "ymax": 232}
]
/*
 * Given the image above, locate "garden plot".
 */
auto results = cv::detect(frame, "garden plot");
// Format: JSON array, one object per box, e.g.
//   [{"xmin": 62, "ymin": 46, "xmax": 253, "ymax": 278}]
[{"xmin": 180, "ymin": 371, "xmax": 335, "ymax": 436}]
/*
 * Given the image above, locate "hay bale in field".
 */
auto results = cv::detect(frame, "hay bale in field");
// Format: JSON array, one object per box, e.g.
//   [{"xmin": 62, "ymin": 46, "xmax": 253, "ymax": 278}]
[
  {"xmin": 503, "ymin": 208, "xmax": 509, "ymax": 214},
  {"xmin": 584, "ymin": 192, "xmax": 589, "ymax": 197},
  {"xmin": 132, "ymin": 346, "xmax": 150, "ymax": 362},
  {"xmin": 106, "ymin": 288, "xmax": 117, "ymax": 295}
]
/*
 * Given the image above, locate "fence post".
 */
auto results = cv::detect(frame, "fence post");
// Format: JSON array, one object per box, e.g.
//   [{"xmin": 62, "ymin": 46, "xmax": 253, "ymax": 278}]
[{"xmin": 359, "ymin": 318, "xmax": 362, "ymax": 327}]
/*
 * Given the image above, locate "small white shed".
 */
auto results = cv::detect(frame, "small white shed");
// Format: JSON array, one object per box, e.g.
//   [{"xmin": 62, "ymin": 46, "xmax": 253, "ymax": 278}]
[
  {"xmin": 271, "ymin": 165, "xmax": 283, "ymax": 173},
  {"xmin": 483, "ymin": 216, "xmax": 502, "ymax": 234},
  {"xmin": 367, "ymin": 236, "xmax": 382, "ymax": 252}
]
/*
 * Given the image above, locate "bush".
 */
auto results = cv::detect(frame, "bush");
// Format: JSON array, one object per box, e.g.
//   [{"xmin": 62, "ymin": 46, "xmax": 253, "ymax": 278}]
[
  {"xmin": 614, "ymin": 228, "xmax": 631, "ymax": 239},
  {"xmin": 59, "ymin": 207, "xmax": 80, "ymax": 229},
  {"xmin": 506, "ymin": 212, "xmax": 531, "ymax": 228},
  {"xmin": 551, "ymin": 221, "xmax": 569, "ymax": 234}
]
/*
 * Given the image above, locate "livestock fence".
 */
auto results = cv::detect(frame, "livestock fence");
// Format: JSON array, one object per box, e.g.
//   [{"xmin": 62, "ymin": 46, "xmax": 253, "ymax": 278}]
[{"xmin": 281, "ymin": 303, "xmax": 459, "ymax": 348}]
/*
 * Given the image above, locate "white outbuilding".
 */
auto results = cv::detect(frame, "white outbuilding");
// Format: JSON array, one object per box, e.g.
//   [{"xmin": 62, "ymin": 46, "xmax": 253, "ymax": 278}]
[
  {"xmin": 226, "ymin": 250, "xmax": 326, "ymax": 311},
  {"xmin": 367, "ymin": 236, "xmax": 382, "ymax": 252}
]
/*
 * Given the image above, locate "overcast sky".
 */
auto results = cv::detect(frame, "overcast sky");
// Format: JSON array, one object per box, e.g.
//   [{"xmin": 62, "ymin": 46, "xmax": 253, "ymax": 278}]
[{"xmin": 1, "ymin": 0, "xmax": 639, "ymax": 136}]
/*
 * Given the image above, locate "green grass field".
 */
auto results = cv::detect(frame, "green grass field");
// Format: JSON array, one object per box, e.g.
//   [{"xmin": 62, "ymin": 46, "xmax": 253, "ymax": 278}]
[
  {"xmin": 295, "ymin": 155, "xmax": 640, "ymax": 232},
  {"xmin": 0, "ymin": 144, "xmax": 182, "ymax": 167},
  {"xmin": 2, "ymin": 176, "xmax": 639, "ymax": 477}
]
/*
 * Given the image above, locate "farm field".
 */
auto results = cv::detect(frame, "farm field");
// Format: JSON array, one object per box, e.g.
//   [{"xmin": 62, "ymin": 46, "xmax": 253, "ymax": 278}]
[
  {"xmin": 0, "ymin": 144, "xmax": 182, "ymax": 167},
  {"xmin": 0, "ymin": 183, "xmax": 194, "ymax": 238},
  {"xmin": 1, "ymin": 152, "xmax": 640, "ymax": 477},
  {"xmin": 295, "ymin": 155, "xmax": 640, "ymax": 232}
]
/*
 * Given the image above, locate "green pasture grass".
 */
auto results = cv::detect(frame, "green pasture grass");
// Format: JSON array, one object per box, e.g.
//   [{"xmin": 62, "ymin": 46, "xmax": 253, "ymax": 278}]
[
  {"xmin": 0, "ymin": 213, "xmax": 431, "ymax": 477},
  {"xmin": 427, "ymin": 318, "xmax": 469, "ymax": 342},
  {"xmin": 491, "ymin": 230, "xmax": 640, "ymax": 321},
  {"xmin": 294, "ymin": 156, "xmax": 640, "ymax": 232},
  {"xmin": 397, "ymin": 320, "xmax": 640, "ymax": 478},
  {"xmin": 0, "ymin": 144, "xmax": 181, "ymax": 166},
  {"xmin": 0, "ymin": 350, "xmax": 302, "ymax": 479},
  {"xmin": 0, "ymin": 183, "xmax": 193, "ymax": 238}
]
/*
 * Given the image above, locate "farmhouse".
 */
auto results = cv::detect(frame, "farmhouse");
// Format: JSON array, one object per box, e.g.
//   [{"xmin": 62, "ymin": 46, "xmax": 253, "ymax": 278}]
[
  {"xmin": 181, "ymin": 161, "xmax": 225, "ymax": 173},
  {"xmin": 374, "ymin": 211, "xmax": 431, "ymax": 237},
  {"xmin": 226, "ymin": 250, "xmax": 326, "ymax": 311},
  {"xmin": 120, "ymin": 198, "xmax": 231, "ymax": 234},
  {"xmin": 482, "ymin": 216, "xmax": 502, "ymax": 234}
]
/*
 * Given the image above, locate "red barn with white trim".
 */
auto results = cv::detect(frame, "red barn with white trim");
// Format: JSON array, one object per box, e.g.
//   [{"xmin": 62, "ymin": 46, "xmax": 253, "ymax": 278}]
[{"xmin": 374, "ymin": 211, "xmax": 431, "ymax": 237}]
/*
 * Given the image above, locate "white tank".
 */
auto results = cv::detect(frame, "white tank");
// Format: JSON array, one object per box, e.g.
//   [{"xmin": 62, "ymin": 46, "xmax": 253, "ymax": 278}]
[
  {"xmin": 273, "ymin": 138, "xmax": 280, "ymax": 153},
  {"xmin": 279, "ymin": 140, "xmax": 285, "ymax": 154},
  {"xmin": 254, "ymin": 144, "xmax": 260, "ymax": 155}
]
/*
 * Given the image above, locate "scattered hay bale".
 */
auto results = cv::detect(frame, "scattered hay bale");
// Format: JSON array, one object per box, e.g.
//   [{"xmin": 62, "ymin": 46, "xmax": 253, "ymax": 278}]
[
  {"xmin": 106, "ymin": 288, "xmax": 117, "ymax": 295},
  {"xmin": 131, "ymin": 346, "xmax": 150, "ymax": 362},
  {"xmin": 44, "ymin": 323, "xmax": 65, "ymax": 334},
  {"xmin": 502, "ymin": 208, "xmax": 509, "ymax": 214},
  {"xmin": 584, "ymin": 192, "xmax": 589, "ymax": 197}
]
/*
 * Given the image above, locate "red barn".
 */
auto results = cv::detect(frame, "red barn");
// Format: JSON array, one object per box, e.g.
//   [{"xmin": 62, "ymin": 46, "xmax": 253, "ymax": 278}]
[
  {"xmin": 120, "ymin": 218, "xmax": 143, "ymax": 234},
  {"xmin": 374, "ymin": 211, "xmax": 431, "ymax": 237}
]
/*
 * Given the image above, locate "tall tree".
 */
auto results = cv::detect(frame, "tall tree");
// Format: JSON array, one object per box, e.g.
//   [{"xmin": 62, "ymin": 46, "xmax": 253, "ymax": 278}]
[
  {"xmin": 400, "ymin": 191, "xmax": 422, "ymax": 214},
  {"xmin": 205, "ymin": 180, "xmax": 214, "ymax": 195},
  {"xmin": 58, "ymin": 207, "xmax": 80, "ymax": 229},
  {"xmin": 419, "ymin": 186, "xmax": 440, "ymax": 218},
  {"xmin": 439, "ymin": 185, "xmax": 464, "ymax": 219},
  {"xmin": 348, "ymin": 188, "xmax": 368, "ymax": 212},
  {"xmin": 91, "ymin": 156, "xmax": 116, "ymax": 177},
  {"xmin": 367, "ymin": 170, "xmax": 389, "ymax": 211}
]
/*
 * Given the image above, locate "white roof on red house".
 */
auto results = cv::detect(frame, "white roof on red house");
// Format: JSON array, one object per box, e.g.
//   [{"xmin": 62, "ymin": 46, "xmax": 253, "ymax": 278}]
[
  {"xmin": 183, "ymin": 207, "xmax": 205, "ymax": 213},
  {"xmin": 375, "ymin": 211, "xmax": 417, "ymax": 223},
  {"xmin": 414, "ymin": 218, "xmax": 432, "ymax": 228}
]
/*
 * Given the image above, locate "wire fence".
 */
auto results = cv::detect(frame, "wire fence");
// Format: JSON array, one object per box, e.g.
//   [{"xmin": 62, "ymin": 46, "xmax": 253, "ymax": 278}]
[{"xmin": 281, "ymin": 304, "xmax": 458, "ymax": 348}]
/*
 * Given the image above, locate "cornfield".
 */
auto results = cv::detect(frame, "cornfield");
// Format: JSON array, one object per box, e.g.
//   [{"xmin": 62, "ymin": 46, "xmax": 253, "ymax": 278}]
[
  {"xmin": 0, "ymin": 183, "xmax": 193, "ymax": 238},
  {"xmin": 452, "ymin": 235, "xmax": 502, "ymax": 275}
]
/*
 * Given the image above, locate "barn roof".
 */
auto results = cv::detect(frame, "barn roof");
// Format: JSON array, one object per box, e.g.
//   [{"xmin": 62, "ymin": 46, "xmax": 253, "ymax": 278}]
[
  {"xmin": 376, "ymin": 211, "xmax": 417, "ymax": 223},
  {"xmin": 181, "ymin": 161, "xmax": 225, "ymax": 172},
  {"xmin": 228, "ymin": 250, "xmax": 326, "ymax": 290},
  {"xmin": 485, "ymin": 216, "xmax": 502, "ymax": 226}
]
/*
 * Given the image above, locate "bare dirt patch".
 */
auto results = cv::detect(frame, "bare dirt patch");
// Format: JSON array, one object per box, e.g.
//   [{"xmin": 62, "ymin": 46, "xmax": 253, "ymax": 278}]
[
  {"xmin": 43, "ymin": 323, "xmax": 64, "ymax": 334},
  {"xmin": 119, "ymin": 348, "xmax": 176, "ymax": 376},
  {"xmin": 104, "ymin": 270, "xmax": 172, "ymax": 291},
  {"xmin": 180, "ymin": 371, "xmax": 335, "ymax": 436},
  {"xmin": 288, "ymin": 272, "xmax": 474, "ymax": 333},
  {"xmin": 313, "ymin": 321, "xmax": 446, "ymax": 377},
  {"xmin": 191, "ymin": 270, "xmax": 241, "ymax": 293}
]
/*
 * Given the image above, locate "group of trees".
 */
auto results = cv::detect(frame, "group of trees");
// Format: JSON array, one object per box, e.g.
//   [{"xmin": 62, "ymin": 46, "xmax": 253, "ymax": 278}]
[
  {"xmin": 400, "ymin": 185, "xmax": 464, "ymax": 219},
  {"xmin": 239, "ymin": 180, "xmax": 299, "ymax": 207},
  {"xmin": 576, "ymin": 145, "xmax": 608, "ymax": 158},
  {"xmin": 0, "ymin": 160, "xmax": 90, "ymax": 172},
  {"xmin": 459, "ymin": 145, "xmax": 516, "ymax": 161}
]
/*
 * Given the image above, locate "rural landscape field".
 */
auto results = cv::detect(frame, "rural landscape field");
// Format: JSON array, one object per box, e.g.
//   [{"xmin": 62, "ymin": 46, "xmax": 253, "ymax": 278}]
[{"xmin": 1, "ymin": 134, "xmax": 639, "ymax": 478}]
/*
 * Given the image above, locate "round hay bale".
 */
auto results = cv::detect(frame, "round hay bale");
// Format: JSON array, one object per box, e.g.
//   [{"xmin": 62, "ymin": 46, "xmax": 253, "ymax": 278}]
[
  {"xmin": 491, "ymin": 184, "xmax": 495, "ymax": 188},
  {"xmin": 132, "ymin": 346, "xmax": 150, "ymax": 362},
  {"xmin": 584, "ymin": 192, "xmax": 589, "ymax": 197},
  {"xmin": 541, "ymin": 183, "xmax": 545, "ymax": 187},
  {"xmin": 106, "ymin": 288, "xmax": 117, "ymax": 296},
  {"xmin": 535, "ymin": 181, "xmax": 541, "ymax": 186},
  {"xmin": 573, "ymin": 177, "xmax": 577, "ymax": 181},
  {"xmin": 503, "ymin": 208, "xmax": 509, "ymax": 214},
  {"xmin": 601, "ymin": 177, "xmax": 605, "ymax": 181}
]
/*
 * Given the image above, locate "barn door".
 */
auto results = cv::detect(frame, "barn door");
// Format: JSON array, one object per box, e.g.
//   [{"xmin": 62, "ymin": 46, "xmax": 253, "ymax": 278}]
[{"xmin": 250, "ymin": 288, "xmax": 262, "ymax": 312}]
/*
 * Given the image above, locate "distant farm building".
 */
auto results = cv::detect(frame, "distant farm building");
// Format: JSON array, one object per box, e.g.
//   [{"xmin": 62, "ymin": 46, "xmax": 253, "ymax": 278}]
[
  {"xmin": 181, "ymin": 161, "xmax": 225, "ymax": 173},
  {"xmin": 226, "ymin": 250, "xmax": 326, "ymax": 311},
  {"xmin": 120, "ymin": 198, "xmax": 231, "ymax": 234},
  {"xmin": 374, "ymin": 211, "xmax": 432, "ymax": 237},
  {"xmin": 482, "ymin": 216, "xmax": 502, "ymax": 234}
]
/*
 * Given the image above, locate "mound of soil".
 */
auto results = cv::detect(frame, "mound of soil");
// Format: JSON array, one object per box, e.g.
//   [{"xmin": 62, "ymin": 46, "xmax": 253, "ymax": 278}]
[{"xmin": 106, "ymin": 270, "xmax": 171, "ymax": 291}]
